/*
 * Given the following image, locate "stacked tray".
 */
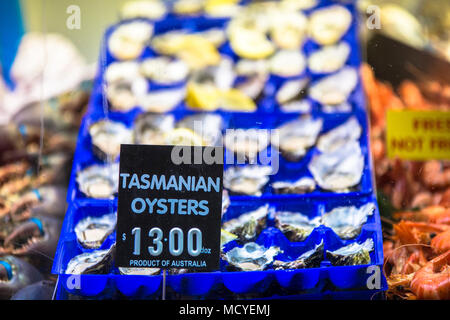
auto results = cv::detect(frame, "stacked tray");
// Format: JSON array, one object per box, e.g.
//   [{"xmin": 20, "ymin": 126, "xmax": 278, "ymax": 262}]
[{"xmin": 53, "ymin": 0, "xmax": 387, "ymax": 299}]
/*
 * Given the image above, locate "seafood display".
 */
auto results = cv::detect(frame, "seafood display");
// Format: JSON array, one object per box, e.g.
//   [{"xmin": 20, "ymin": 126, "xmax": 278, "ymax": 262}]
[{"xmin": 52, "ymin": 0, "xmax": 387, "ymax": 301}]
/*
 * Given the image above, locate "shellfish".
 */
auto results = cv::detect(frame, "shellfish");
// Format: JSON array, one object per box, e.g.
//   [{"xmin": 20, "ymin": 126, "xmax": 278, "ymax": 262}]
[
  {"xmin": 326, "ymin": 238, "xmax": 374, "ymax": 266},
  {"xmin": 322, "ymin": 203, "xmax": 375, "ymax": 239},
  {"xmin": 75, "ymin": 213, "xmax": 116, "ymax": 249},
  {"xmin": 273, "ymin": 241, "xmax": 324, "ymax": 270},
  {"xmin": 272, "ymin": 177, "xmax": 316, "ymax": 194},
  {"xmin": 224, "ymin": 129, "xmax": 271, "ymax": 162},
  {"xmin": 308, "ymin": 141, "xmax": 364, "ymax": 192},
  {"xmin": 309, "ymin": 67, "xmax": 358, "ymax": 106},
  {"xmin": 120, "ymin": 0, "xmax": 167, "ymax": 20},
  {"xmin": 118, "ymin": 267, "xmax": 160, "ymax": 276},
  {"xmin": 317, "ymin": 116, "xmax": 362, "ymax": 153},
  {"xmin": 176, "ymin": 114, "xmax": 223, "ymax": 146},
  {"xmin": 76, "ymin": 163, "xmax": 119, "ymax": 199},
  {"xmin": 224, "ymin": 242, "xmax": 281, "ymax": 271},
  {"xmin": 274, "ymin": 211, "xmax": 321, "ymax": 242},
  {"xmin": 140, "ymin": 57, "xmax": 189, "ymax": 85},
  {"xmin": 272, "ymin": 115, "xmax": 323, "ymax": 161},
  {"xmin": 269, "ymin": 50, "xmax": 306, "ymax": 78},
  {"xmin": 308, "ymin": 42, "xmax": 350, "ymax": 74},
  {"xmin": 308, "ymin": 5, "xmax": 352, "ymax": 45},
  {"xmin": 65, "ymin": 244, "xmax": 115, "ymax": 275},
  {"xmin": 223, "ymin": 166, "xmax": 272, "ymax": 196},
  {"xmin": 222, "ymin": 205, "xmax": 269, "ymax": 242},
  {"xmin": 108, "ymin": 21, "xmax": 153, "ymax": 60},
  {"xmin": 138, "ymin": 87, "xmax": 186, "ymax": 113},
  {"xmin": 133, "ymin": 113, "xmax": 175, "ymax": 145},
  {"xmin": 89, "ymin": 120, "xmax": 132, "ymax": 161}
]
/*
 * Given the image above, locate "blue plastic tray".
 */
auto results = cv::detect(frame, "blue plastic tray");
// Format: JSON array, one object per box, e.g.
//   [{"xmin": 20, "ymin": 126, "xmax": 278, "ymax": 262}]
[{"xmin": 54, "ymin": 0, "xmax": 386, "ymax": 300}]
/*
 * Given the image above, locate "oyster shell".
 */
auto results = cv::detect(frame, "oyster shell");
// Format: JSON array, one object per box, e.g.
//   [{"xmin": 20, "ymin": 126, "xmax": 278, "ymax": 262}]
[
  {"xmin": 224, "ymin": 242, "xmax": 281, "ymax": 271},
  {"xmin": 118, "ymin": 267, "xmax": 160, "ymax": 276},
  {"xmin": 223, "ymin": 166, "xmax": 272, "ymax": 196},
  {"xmin": 273, "ymin": 241, "xmax": 324, "ymax": 270},
  {"xmin": 272, "ymin": 116, "xmax": 323, "ymax": 162},
  {"xmin": 308, "ymin": 5, "xmax": 352, "ymax": 45},
  {"xmin": 89, "ymin": 120, "xmax": 132, "ymax": 161},
  {"xmin": 76, "ymin": 163, "xmax": 119, "ymax": 199},
  {"xmin": 275, "ymin": 211, "xmax": 321, "ymax": 242},
  {"xmin": 272, "ymin": 177, "xmax": 316, "ymax": 194},
  {"xmin": 235, "ymin": 59, "xmax": 269, "ymax": 77},
  {"xmin": 270, "ymin": 10, "xmax": 308, "ymax": 49},
  {"xmin": 309, "ymin": 67, "xmax": 358, "ymax": 106},
  {"xmin": 108, "ymin": 21, "xmax": 153, "ymax": 60},
  {"xmin": 224, "ymin": 129, "xmax": 271, "ymax": 162},
  {"xmin": 275, "ymin": 78, "xmax": 309, "ymax": 105},
  {"xmin": 105, "ymin": 62, "xmax": 148, "ymax": 111},
  {"xmin": 269, "ymin": 50, "xmax": 306, "ymax": 77},
  {"xmin": 322, "ymin": 203, "xmax": 375, "ymax": 239},
  {"xmin": 75, "ymin": 213, "xmax": 117, "ymax": 249},
  {"xmin": 133, "ymin": 113, "xmax": 175, "ymax": 145},
  {"xmin": 317, "ymin": 116, "xmax": 362, "ymax": 153},
  {"xmin": 138, "ymin": 86, "xmax": 186, "ymax": 113},
  {"xmin": 222, "ymin": 205, "xmax": 268, "ymax": 242},
  {"xmin": 176, "ymin": 114, "xmax": 223, "ymax": 146},
  {"xmin": 140, "ymin": 57, "xmax": 189, "ymax": 85},
  {"xmin": 65, "ymin": 244, "xmax": 115, "ymax": 274},
  {"xmin": 308, "ymin": 141, "xmax": 364, "ymax": 192},
  {"xmin": 120, "ymin": 0, "xmax": 167, "ymax": 20},
  {"xmin": 308, "ymin": 42, "xmax": 351, "ymax": 74},
  {"xmin": 235, "ymin": 74, "xmax": 267, "ymax": 100},
  {"xmin": 326, "ymin": 238, "xmax": 374, "ymax": 266}
]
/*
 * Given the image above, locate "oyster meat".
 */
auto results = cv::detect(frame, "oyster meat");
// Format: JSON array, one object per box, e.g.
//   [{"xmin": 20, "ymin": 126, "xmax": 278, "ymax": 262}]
[
  {"xmin": 275, "ymin": 211, "xmax": 321, "ymax": 242},
  {"xmin": 326, "ymin": 239, "xmax": 374, "ymax": 266},
  {"xmin": 75, "ymin": 213, "xmax": 117, "ymax": 249},
  {"xmin": 308, "ymin": 5, "xmax": 352, "ymax": 45},
  {"xmin": 108, "ymin": 21, "xmax": 153, "ymax": 60},
  {"xmin": 140, "ymin": 57, "xmax": 189, "ymax": 85},
  {"xmin": 224, "ymin": 129, "xmax": 271, "ymax": 162},
  {"xmin": 272, "ymin": 116, "xmax": 323, "ymax": 161},
  {"xmin": 322, "ymin": 203, "xmax": 375, "ymax": 239},
  {"xmin": 222, "ymin": 205, "xmax": 268, "ymax": 242},
  {"xmin": 224, "ymin": 242, "xmax": 281, "ymax": 271},
  {"xmin": 308, "ymin": 42, "xmax": 351, "ymax": 74},
  {"xmin": 118, "ymin": 267, "xmax": 160, "ymax": 276},
  {"xmin": 308, "ymin": 141, "xmax": 364, "ymax": 192},
  {"xmin": 89, "ymin": 120, "xmax": 132, "ymax": 161},
  {"xmin": 270, "ymin": 10, "xmax": 308, "ymax": 49},
  {"xmin": 76, "ymin": 163, "xmax": 119, "ymax": 199},
  {"xmin": 273, "ymin": 241, "xmax": 324, "ymax": 270},
  {"xmin": 275, "ymin": 78, "xmax": 309, "ymax": 105},
  {"xmin": 317, "ymin": 116, "xmax": 362, "ymax": 153},
  {"xmin": 65, "ymin": 244, "xmax": 115, "ymax": 274},
  {"xmin": 223, "ymin": 166, "xmax": 272, "ymax": 196},
  {"xmin": 270, "ymin": 50, "xmax": 306, "ymax": 78},
  {"xmin": 133, "ymin": 113, "xmax": 175, "ymax": 145},
  {"xmin": 176, "ymin": 114, "xmax": 223, "ymax": 146},
  {"xmin": 272, "ymin": 177, "xmax": 316, "ymax": 194}
]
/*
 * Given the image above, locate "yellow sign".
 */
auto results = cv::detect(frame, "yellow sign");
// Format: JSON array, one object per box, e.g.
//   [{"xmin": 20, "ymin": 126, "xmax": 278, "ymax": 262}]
[{"xmin": 386, "ymin": 110, "xmax": 450, "ymax": 160}]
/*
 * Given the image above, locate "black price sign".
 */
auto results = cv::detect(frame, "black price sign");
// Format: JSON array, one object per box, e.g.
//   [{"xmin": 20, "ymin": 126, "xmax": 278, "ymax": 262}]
[{"xmin": 116, "ymin": 145, "xmax": 223, "ymax": 271}]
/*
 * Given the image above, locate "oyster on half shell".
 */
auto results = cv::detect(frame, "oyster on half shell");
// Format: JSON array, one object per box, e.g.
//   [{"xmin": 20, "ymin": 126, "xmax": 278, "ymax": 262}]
[
  {"xmin": 222, "ymin": 205, "xmax": 268, "ymax": 242},
  {"xmin": 326, "ymin": 239, "xmax": 374, "ymax": 266},
  {"xmin": 309, "ymin": 67, "xmax": 358, "ymax": 106},
  {"xmin": 322, "ymin": 203, "xmax": 375, "ymax": 239},
  {"xmin": 308, "ymin": 42, "xmax": 350, "ymax": 74},
  {"xmin": 76, "ymin": 163, "xmax": 119, "ymax": 199},
  {"xmin": 89, "ymin": 120, "xmax": 132, "ymax": 161},
  {"xmin": 177, "ymin": 114, "xmax": 223, "ymax": 146},
  {"xmin": 223, "ymin": 166, "xmax": 272, "ymax": 196},
  {"xmin": 272, "ymin": 177, "xmax": 316, "ymax": 194},
  {"xmin": 272, "ymin": 115, "xmax": 323, "ymax": 161},
  {"xmin": 108, "ymin": 21, "xmax": 153, "ymax": 60},
  {"xmin": 275, "ymin": 211, "xmax": 321, "ymax": 242},
  {"xmin": 75, "ymin": 213, "xmax": 117, "ymax": 249},
  {"xmin": 224, "ymin": 129, "xmax": 271, "ymax": 162},
  {"xmin": 317, "ymin": 116, "xmax": 362, "ymax": 153},
  {"xmin": 308, "ymin": 5, "xmax": 352, "ymax": 46},
  {"xmin": 273, "ymin": 241, "xmax": 324, "ymax": 270},
  {"xmin": 308, "ymin": 141, "xmax": 364, "ymax": 192},
  {"xmin": 224, "ymin": 242, "xmax": 281, "ymax": 271},
  {"xmin": 133, "ymin": 113, "xmax": 175, "ymax": 145},
  {"xmin": 65, "ymin": 244, "xmax": 115, "ymax": 275}
]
